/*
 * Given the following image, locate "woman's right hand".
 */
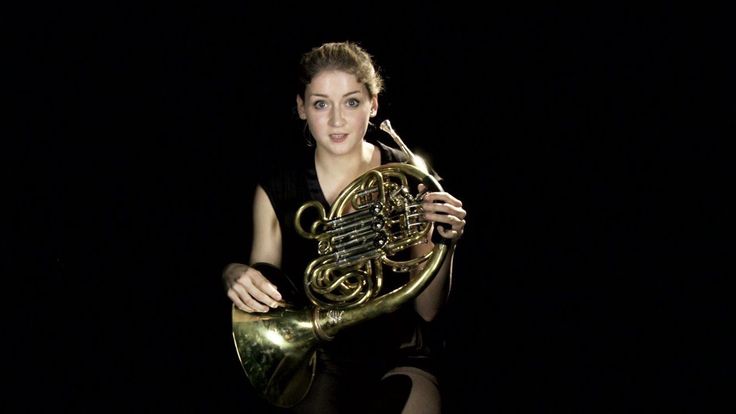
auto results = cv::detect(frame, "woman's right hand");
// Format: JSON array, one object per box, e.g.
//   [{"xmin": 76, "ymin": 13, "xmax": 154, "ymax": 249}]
[{"xmin": 223, "ymin": 263, "xmax": 283, "ymax": 313}]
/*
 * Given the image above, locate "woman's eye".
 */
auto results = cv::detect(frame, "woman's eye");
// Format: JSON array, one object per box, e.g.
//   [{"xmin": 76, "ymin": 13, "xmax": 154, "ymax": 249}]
[
  {"xmin": 346, "ymin": 98, "xmax": 360, "ymax": 108},
  {"xmin": 313, "ymin": 101, "xmax": 327, "ymax": 109}
]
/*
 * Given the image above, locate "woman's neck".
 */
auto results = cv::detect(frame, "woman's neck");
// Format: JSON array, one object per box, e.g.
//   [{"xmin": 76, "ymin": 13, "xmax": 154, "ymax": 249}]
[
  {"xmin": 314, "ymin": 140, "xmax": 377, "ymax": 180},
  {"xmin": 314, "ymin": 140, "xmax": 380, "ymax": 205}
]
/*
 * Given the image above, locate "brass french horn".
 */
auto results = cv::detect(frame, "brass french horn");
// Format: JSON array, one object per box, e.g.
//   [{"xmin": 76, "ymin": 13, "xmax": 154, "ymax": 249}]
[{"xmin": 231, "ymin": 120, "xmax": 450, "ymax": 407}]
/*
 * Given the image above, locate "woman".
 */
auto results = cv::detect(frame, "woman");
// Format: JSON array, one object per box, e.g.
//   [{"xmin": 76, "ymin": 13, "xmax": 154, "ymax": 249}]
[{"xmin": 223, "ymin": 41, "xmax": 466, "ymax": 413}]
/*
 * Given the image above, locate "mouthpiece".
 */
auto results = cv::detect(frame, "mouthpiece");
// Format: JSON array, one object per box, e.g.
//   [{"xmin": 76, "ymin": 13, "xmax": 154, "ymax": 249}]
[{"xmin": 379, "ymin": 120, "xmax": 429, "ymax": 175}]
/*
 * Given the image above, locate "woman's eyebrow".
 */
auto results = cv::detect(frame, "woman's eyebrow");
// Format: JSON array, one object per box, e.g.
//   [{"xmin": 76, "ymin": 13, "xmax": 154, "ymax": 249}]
[{"xmin": 310, "ymin": 90, "xmax": 361, "ymax": 99}]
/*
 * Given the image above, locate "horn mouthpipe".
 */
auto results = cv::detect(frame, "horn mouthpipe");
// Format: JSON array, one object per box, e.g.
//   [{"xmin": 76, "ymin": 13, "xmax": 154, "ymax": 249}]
[{"xmin": 379, "ymin": 120, "xmax": 429, "ymax": 175}]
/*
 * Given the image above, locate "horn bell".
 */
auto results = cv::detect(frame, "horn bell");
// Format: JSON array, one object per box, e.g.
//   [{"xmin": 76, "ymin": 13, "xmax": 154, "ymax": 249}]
[{"xmin": 231, "ymin": 305, "xmax": 318, "ymax": 408}]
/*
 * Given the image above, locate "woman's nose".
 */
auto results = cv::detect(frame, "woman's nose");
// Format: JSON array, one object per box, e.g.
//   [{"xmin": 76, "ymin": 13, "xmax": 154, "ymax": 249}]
[{"xmin": 328, "ymin": 107, "xmax": 346, "ymax": 127}]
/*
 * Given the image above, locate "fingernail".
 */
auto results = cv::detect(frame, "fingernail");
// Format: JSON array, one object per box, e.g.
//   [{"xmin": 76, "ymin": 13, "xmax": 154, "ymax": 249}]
[{"xmin": 270, "ymin": 286, "xmax": 282, "ymax": 300}]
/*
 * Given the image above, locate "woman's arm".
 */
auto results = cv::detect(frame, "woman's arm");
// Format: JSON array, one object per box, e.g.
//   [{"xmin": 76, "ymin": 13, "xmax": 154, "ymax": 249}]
[
  {"xmin": 223, "ymin": 185, "xmax": 283, "ymax": 312},
  {"xmin": 413, "ymin": 189, "xmax": 466, "ymax": 321},
  {"xmin": 413, "ymin": 238, "xmax": 456, "ymax": 322},
  {"xmin": 249, "ymin": 185, "xmax": 282, "ymax": 266}
]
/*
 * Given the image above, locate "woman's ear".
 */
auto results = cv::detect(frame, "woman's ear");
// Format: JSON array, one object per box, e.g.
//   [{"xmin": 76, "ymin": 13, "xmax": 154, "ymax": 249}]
[
  {"xmin": 370, "ymin": 96, "xmax": 378, "ymax": 117},
  {"xmin": 296, "ymin": 95, "xmax": 307, "ymax": 120}
]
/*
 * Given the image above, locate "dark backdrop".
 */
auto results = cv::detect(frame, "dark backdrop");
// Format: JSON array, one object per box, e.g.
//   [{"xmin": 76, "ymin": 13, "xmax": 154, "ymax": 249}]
[{"xmin": 10, "ymin": 3, "xmax": 731, "ymax": 413}]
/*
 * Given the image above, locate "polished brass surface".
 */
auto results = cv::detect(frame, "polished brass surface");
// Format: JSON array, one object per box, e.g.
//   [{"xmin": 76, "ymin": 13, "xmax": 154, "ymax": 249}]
[
  {"xmin": 297, "ymin": 165, "xmax": 433, "ymax": 309},
  {"xmin": 380, "ymin": 119, "xmax": 430, "ymax": 175},
  {"xmin": 232, "ymin": 120, "xmax": 448, "ymax": 407},
  {"xmin": 232, "ymin": 305, "xmax": 317, "ymax": 407}
]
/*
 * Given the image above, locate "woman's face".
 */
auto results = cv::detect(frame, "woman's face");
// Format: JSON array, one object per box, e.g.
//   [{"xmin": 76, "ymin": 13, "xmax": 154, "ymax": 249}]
[{"xmin": 297, "ymin": 70, "xmax": 377, "ymax": 156}]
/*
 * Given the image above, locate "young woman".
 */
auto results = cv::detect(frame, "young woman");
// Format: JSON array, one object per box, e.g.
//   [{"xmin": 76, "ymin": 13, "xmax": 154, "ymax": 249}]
[{"xmin": 224, "ymin": 41, "xmax": 466, "ymax": 414}]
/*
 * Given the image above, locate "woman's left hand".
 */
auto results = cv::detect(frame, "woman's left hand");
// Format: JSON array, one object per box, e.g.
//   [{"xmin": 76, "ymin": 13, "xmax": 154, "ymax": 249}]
[{"xmin": 420, "ymin": 185, "xmax": 467, "ymax": 241}]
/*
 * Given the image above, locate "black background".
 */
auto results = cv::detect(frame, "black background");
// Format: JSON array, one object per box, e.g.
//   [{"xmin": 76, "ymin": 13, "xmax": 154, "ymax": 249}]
[{"xmin": 9, "ymin": 3, "xmax": 732, "ymax": 413}]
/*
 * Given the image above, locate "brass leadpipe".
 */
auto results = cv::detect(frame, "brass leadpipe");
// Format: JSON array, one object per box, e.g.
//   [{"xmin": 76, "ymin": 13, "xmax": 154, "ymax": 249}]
[{"xmin": 380, "ymin": 119, "xmax": 430, "ymax": 175}]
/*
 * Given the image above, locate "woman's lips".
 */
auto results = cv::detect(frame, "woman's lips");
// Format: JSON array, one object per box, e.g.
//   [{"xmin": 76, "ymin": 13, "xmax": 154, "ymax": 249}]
[{"xmin": 330, "ymin": 134, "xmax": 348, "ymax": 143}]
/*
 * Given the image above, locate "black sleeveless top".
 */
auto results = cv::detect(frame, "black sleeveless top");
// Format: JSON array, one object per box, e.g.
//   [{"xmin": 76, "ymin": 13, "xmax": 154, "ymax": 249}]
[{"xmin": 259, "ymin": 139, "xmax": 444, "ymax": 375}]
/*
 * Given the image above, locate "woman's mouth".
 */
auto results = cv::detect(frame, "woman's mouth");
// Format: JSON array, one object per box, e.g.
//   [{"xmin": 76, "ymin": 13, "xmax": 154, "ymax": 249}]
[{"xmin": 330, "ymin": 134, "xmax": 348, "ymax": 143}]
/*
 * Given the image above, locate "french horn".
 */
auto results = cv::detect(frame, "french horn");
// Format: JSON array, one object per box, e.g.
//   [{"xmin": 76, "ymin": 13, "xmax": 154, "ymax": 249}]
[{"xmin": 231, "ymin": 120, "xmax": 451, "ymax": 407}]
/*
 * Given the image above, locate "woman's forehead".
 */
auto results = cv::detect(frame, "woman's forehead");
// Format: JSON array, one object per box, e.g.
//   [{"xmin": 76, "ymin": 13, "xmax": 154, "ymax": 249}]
[{"xmin": 306, "ymin": 70, "xmax": 364, "ymax": 95}]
